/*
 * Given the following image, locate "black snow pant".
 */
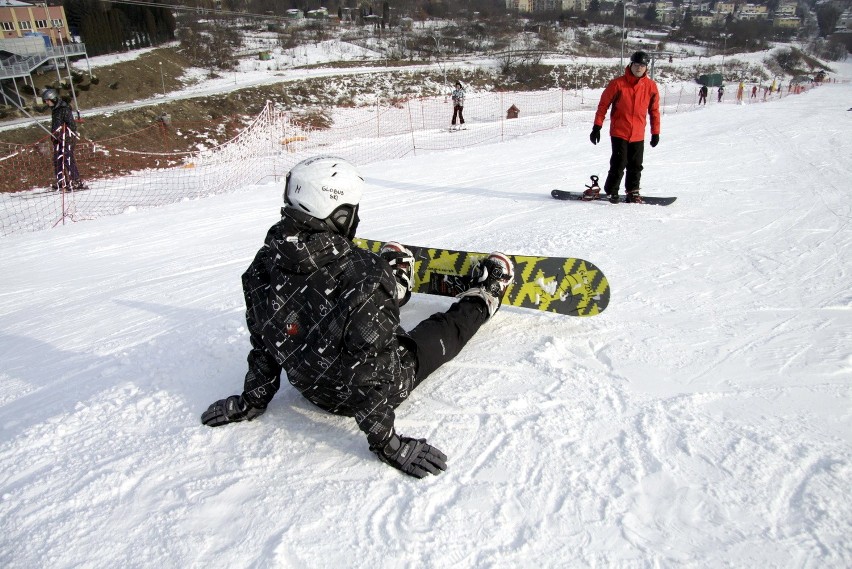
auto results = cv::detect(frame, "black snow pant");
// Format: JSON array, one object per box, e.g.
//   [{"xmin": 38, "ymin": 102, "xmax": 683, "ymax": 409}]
[
  {"xmin": 405, "ymin": 296, "xmax": 488, "ymax": 383},
  {"xmin": 385, "ymin": 296, "xmax": 489, "ymax": 408},
  {"xmin": 603, "ymin": 136, "xmax": 645, "ymax": 195},
  {"xmin": 53, "ymin": 139, "xmax": 81, "ymax": 189},
  {"xmin": 452, "ymin": 105, "xmax": 465, "ymax": 125}
]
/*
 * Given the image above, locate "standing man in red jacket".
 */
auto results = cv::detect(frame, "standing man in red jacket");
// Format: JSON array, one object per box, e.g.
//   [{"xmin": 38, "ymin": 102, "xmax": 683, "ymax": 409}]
[{"xmin": 589, "ymin": 51, "xmax": 661, "ymax": 204}]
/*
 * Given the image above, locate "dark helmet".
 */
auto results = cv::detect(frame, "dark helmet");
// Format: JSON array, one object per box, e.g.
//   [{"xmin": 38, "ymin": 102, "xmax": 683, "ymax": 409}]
[
  {"xmin": 41, "ymin": 88, "xmax": 59, "ymax": 103},
  {"xmin": 630, "ymin": 51, "xmax": 650, "ymax": 66}
]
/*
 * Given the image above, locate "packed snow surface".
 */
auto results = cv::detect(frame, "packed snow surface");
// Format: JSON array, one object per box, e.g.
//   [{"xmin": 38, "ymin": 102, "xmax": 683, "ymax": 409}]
[{"xmin": 1, "ymin": 71, "xmax": 851, "ymax": 568}]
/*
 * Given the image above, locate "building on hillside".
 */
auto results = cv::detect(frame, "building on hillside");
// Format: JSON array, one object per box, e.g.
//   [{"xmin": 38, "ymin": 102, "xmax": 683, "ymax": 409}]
[
  {"xmin": 774, "ymin": 1, "xmax": 798, "ymax": 18},
  {"xmin": 692, "ymin": 12, "xmax": 719, "ymax": 25},
  {"xmin": 531, "ymin": 0, "xmax": 563, "ymax": 11},
  {"xmin": 508, "ymin": 0, "xmax": 584, "ymax": 12},
  {"xmin": 565, "ymin": 0, "xmax": 591, "ymax": 12},
  {"xmin": 837, "ymin": 7, "xmax": 852, "ymax": 30},
  {"xmin": 715, "ymin": 2, "xmax": 737, "ymax": 16},
  {"xmin": 738, "ymin": 3, "xmax": 769, "ymax": 20},
  {"xmin": 0, "ymin": 0, "xmax": 70, "ymax": 45},
  {"xmin": 773, "ymin": 1, "xmax": 801, "ymax": 29},
  {"xmin": 505, "ymin": 0, "xmax": 532, "ymax": 11},
  {"xmin": 773, "ymin": 15, "xmax": 801, "ymax": 27},
  {"xmin": 306, "ymin": 7, "xmax": 329, "ymax": 19}
]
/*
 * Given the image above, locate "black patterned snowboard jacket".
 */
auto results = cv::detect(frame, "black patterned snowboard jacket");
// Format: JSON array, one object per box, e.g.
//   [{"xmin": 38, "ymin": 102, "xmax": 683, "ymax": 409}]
[
  {"xmin": 240, "ymin": 209, "xmax": 416, "ymax": 449},
  {"xmin": 50, "ymin": 98, "xmax": 77, "ymax": 136}
]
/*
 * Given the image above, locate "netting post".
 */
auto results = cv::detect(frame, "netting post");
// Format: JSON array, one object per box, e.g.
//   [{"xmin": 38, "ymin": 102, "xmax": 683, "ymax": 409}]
[
  {"xmin": 406, "ymin": 99, "xmax": 416, "ymax": 157},
  {"xmin": 500, "ymin": 92, "xmax": 504, "ymax": 142}
]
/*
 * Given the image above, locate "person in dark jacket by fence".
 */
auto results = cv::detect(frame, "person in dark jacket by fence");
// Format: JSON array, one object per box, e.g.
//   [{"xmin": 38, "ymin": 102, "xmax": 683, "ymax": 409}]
[
  {"xmin": 201, "ymin": 156, "xmax": 515, "ymax": 479},
  {"xmin": 450, "ymin": 81, "xmax": 466, "ymax": 130},
  {"xmin": 42, "ymin": 88, "xmax": 87, "ymax": 191},
  {"xmin": 588, "ymin": 51, "xmax": 661, "ymax": 204}
]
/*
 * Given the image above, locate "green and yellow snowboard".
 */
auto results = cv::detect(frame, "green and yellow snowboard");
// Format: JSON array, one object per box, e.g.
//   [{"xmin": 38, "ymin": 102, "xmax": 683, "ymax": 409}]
[{"xmin": 354, "ymin": 238, "xmax": 609, "ymax": 317}]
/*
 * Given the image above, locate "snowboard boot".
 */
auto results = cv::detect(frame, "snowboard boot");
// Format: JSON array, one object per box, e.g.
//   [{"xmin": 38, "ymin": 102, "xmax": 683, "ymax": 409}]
[
  {"xmin": 380, "ymin": 241, "xmax": 415, "ymax": 306},
  {"xmin": 626, "ymin": 189, "xmax": 644, "ymax": 204},
  {"xmin": 582, "ymin": 175, "xmax": 601, "ymax": 201},
  {"xmin": 73, "ymin": 181, "xmax": 89, "ymax": 190},
  {"xmin": 458, "ymin": 252, "xmax": 515, "ymax": 317}
]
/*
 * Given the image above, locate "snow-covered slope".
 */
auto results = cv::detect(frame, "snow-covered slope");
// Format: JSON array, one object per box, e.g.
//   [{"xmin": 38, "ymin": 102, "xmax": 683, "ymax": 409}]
[{"xmin": 1, "ymin": 71, "xmax": 850, "ymax": 568}]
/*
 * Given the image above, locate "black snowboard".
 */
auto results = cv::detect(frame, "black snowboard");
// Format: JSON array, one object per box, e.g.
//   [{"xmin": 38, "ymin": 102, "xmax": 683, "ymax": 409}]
[{"xmin": 551, "ymin": 189, "xmax": 677, "ymax": 206}]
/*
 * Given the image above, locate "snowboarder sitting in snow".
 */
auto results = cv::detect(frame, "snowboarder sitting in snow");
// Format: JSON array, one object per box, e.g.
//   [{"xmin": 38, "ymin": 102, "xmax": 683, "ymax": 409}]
[
  {"xmin": 451, "ymin": 81, "xmax": 465, "ymax": 130},
  {"xmin": 201, "ymin": 156, "xmax": 515, "ymax": 479},
  {"xmin": 588, "ymin": 51, "xmax": 660, "ymax": 204}
]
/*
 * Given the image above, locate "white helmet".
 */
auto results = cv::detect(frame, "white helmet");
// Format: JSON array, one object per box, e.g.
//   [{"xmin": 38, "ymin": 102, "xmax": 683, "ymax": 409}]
[{"xmin": 283, "ymin": 156, "xmax": 365, "ymax": 236}]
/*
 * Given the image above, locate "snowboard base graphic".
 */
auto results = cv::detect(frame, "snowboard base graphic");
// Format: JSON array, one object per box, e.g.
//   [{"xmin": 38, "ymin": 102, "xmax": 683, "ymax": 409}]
[{"xmin": 353, "ymin": 238, "xmax": 609, "ymax": 317}]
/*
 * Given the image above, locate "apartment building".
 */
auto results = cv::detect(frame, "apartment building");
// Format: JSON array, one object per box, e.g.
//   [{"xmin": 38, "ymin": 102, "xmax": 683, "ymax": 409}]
[{"xmin": 0, "ymin": 0, "xmax": 70, "ymax": 45}]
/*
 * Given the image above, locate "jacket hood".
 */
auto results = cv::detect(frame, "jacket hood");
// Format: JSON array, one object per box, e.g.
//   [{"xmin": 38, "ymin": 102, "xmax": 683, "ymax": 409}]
[
  {"xmin": 622, "ymin": 65, "xmax": 645, "ymax": 85},
  {"xmin": 264, "ymin": 208, "xmax": 352, "ymax": 275}
]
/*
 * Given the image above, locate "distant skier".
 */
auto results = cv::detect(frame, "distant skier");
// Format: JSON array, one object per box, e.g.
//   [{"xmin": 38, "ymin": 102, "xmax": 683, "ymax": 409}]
[
  {"xmin": 588, "ymin": 51, "xmax": 660, "ymax": 204},
  {"xmin": 42, "ymin": 88, "xmax": 87, "ymax": 191},
  {"xmin": 736, "ymin": 81, "xmax": 745, "ymax": 103},
  {"xmin": 200, "ymin": 156, "xmax": 515, "ymax": 479},
  {"xmin": 451, "ymin": 81, "xmax": 465, "ymax": 130},
  {"xmin": 698, "ymin": 84, "xmax": 708, "ymax": 105},
  {"xmin": 717, "ymin": 84, "xmax": 725, "ymax": 103}
]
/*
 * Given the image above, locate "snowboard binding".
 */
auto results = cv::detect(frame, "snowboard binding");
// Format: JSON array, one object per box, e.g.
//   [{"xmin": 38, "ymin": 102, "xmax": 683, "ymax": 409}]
[{"xmin": 582, "ymin": 175, "xmax": 601, "ymax": 201}]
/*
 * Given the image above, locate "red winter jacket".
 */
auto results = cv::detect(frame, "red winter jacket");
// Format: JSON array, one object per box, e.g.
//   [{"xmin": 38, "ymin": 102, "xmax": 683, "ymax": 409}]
[{"xmin": 594, "ymin": 66, "xmax": 661, "ymax": 142}]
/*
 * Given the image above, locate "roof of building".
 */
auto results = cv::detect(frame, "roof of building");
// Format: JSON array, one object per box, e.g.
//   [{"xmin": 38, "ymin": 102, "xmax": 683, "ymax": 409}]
[{"xmin": 0, "ymin": 0, "xmax": 39, "ymax": 7}]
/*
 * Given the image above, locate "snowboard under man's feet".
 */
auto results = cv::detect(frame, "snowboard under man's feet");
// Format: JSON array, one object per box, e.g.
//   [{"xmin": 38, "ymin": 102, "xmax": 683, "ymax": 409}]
[
  {"xmin": 458, "ymin": 252, "xmax": 515, "ymax": 317},
  {"xmin": 626, "ymin": 189, "xmax": 644, "ymax": 204}
]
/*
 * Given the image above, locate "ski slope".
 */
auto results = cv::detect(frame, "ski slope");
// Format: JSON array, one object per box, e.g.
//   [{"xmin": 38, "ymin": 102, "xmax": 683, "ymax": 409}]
[{"xmin": 1, "ymin": 73, "xmax": 850, "ymax": 568}]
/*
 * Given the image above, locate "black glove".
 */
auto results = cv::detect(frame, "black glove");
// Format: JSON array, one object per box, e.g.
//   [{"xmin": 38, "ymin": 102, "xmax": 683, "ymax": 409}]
[
  {"xmin": 201, "ymin": 395, "xmax": 266, "ymax": 427},
  {"xmin": 373, "ymin": 434, "xmax": 447, "ymax": 478},
  {"xmin": 650, "ymin": 134, "xmax": 659, "ymax": 147},
  {"xmin": 590, "ymin": 125, "xmax": 601, "ymax": 145}
]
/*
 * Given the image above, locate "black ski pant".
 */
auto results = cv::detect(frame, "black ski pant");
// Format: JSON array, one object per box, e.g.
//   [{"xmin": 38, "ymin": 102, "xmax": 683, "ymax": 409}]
[
  {"xmin": 53, "ymin": 140, "xmax": 81, "ymax": 189},
  {"xmin": 452, "ymin": 105, "xmax": 465, "ymax": 125},
  {"xmin": 603, "ymin": 136, "xmax": 645, "ymax": 195},
  {"xmin": 388, "ymin": 296, "xmax": 489, "ymax": 408}
]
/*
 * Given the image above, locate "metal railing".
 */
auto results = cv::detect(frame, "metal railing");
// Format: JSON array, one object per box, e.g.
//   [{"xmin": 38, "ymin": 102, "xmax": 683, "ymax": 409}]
[{"xmin": 0, "ymin": 44, "xmax": 87, "ymax": 80}]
